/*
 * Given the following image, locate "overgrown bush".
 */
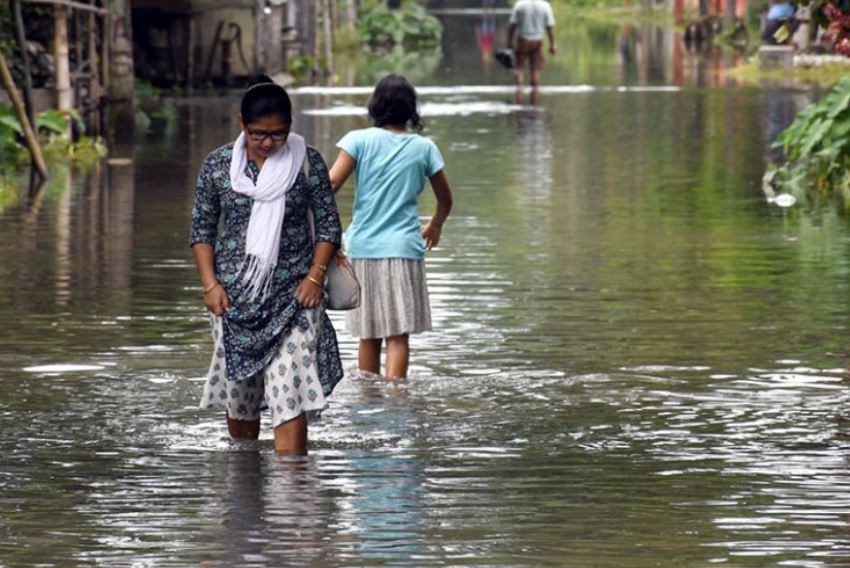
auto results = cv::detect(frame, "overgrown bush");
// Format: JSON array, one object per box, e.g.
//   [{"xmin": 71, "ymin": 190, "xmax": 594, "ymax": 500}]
[
  {"xmin": 356, "ymin": 0, "xmax": 442, "ymax": 54},
  {"xmin": 764, "ymin": 76, "xmax": 850, "ymax": 200}
]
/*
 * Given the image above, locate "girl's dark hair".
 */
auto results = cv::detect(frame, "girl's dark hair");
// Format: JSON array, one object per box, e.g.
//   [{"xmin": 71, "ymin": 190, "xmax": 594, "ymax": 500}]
[
  {"xmin": 241, "ymin": 74, "xmax": 292, "ymax": 124},
  {"xmin": 367, "ymin": 74, "xmax": 424, "ymax": 132}
]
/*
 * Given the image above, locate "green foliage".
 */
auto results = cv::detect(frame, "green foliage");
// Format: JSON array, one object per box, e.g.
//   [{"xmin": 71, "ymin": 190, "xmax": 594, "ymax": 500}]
[
  {"xmin": 333, "ymin": 24, "xmax": 361, "ymax": 53},
  {"xmin": 0, "ymin": 102, "xmax": 106, "ymax": 171},
  {"xmin": 0, "ymin": 176, "xmax": 21, "ymax": 212},
  {"xmin": 133, "ymin": 79, "xmax": 179, "ymax": 136},
  {"xmin": 36, "ymin": 108, "xmax": 70, "ymax": 135},
  {"xmin": 134, "ymin": 79, "xmax": 163, "ymax": 101},
  {"xmin": 0, "ymin": 103, "xmax": 25, "ymax": 170},
  {"xmin": 356, "ymin": 0, "xmax": 442, "ymax": 53},
  {"xmin": 287, "ymin": 55, "xmax": 316, "ymax": 84},
  {"xmin": 766, "ymin": 76, "xmax": 850, "ymax": 202}
]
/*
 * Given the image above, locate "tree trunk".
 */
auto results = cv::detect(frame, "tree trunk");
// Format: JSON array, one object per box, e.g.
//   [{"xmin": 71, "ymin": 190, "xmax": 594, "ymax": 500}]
[{"xmin": 0, "ymin": 50, "xmax": 48, "ymax": 180}]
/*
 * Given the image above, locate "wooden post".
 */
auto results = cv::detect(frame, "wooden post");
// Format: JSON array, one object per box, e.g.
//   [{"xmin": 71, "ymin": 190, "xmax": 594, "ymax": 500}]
[
  {"xmin": 312, "ymin": 0, "xmax": 319, "ymax": 75},
  {"xmin": 187, "ymin": 15, "xmax": 195, "ymax": 91},
  {"xmin": 101, "ymin": 0, "xmax": 110, "ymax": 99},
  {"xmin": 0, "ymin": 50, "xmax": 49, "ymax": 180},
  {"xmin": 328, "ymin": 0, "xmax": 337, "ymax": 43},
  {"xmin": 265, "ymin": 3, "xmax": 284, "ymax": 75},
  {"xmin": 87, "ymin": 1, "xmax": 101, "ymax": 135},
  {"xmin": 293, "ymin": 0, "xmax": 316, "ymax": 65},
  {"xmin": 255, "ymin": 0, "xmax": 265, "ymax": 73},
  {"xmin": 107, "ymin": 0, "xmax": 134, "ymax": 139},
  {"xmin": 55, "ymin": 4, "xmax": 73, "ymax": 111}
]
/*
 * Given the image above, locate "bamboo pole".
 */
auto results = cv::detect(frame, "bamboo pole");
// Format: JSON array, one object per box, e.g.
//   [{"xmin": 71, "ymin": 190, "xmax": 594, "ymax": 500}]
[
  {"xmin": 0, "ymin": 50, "xmax": 49, "ymax": 180},
  {"xmin": 55, "ymin": 4, "xmax": 73, "ymax": 111}
]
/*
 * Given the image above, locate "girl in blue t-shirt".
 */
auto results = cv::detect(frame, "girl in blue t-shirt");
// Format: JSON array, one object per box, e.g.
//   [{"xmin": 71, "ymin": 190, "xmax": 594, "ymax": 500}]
[{"xmin": 329, "ymin": 74, "xmax": 453, "ymax": 379}]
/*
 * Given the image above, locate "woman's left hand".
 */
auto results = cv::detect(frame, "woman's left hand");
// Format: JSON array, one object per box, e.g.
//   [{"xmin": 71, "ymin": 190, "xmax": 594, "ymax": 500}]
[{"xmin": 295, "ymin": 275, "xmax": 324, "ymax": 308}]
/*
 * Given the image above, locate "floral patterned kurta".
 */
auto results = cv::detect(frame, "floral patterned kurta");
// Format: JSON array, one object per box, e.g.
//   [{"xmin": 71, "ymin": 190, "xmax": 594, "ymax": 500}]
[{"xmin": 190, "ymin": 142, "xmax": 344, "ymax": 396}]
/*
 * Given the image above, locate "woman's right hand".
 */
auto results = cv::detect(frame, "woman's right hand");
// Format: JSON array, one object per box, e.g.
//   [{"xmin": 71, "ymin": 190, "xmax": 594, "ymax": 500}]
[{"xmin": 204, "ymin": 283, "xmax": 230, "ymax": 316}]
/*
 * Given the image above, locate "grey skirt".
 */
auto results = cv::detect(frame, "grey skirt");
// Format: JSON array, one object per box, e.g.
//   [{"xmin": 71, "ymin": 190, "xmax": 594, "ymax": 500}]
[{"xmin": 346, "ymin": 258, "xmax": 432, "ymax": 339}]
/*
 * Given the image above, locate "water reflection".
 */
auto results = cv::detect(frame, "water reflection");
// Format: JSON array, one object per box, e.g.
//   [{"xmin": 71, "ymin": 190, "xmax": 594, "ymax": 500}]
[{"xmin": 7, "ymin": 161, "xmax": 134, "ymax": 312}]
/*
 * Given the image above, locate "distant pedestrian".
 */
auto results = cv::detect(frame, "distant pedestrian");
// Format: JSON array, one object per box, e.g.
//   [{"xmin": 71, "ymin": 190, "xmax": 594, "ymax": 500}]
[
  {"xmin": 507, "ymin": 0, "xmax": 556, "ymax": 89},
  {"xmin": 190, "ymin": 74, "xmax": 344, "ymax": 454},
  {"xmin": 329, "ymin": 74, "xmax": 453, "ymax": 379},
  {"xmin": 762, "ymin": 0, "xmax": 799, "ymax": 45}
]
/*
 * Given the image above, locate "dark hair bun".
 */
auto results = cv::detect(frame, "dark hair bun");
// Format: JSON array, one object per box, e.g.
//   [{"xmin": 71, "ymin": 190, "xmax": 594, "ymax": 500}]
[
  {"xmin": 240, "ymin": 76, "xmax": 292, "ymax": 124},
  {"xmin": 246, "ymin": 74, "xmax": 275, "ymax": 89}
]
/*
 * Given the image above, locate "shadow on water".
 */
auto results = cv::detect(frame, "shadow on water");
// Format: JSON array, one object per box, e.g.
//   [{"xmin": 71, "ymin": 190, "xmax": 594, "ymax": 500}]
[{"xmin": 4, "ymin": 11, "xmax": 850, "ymax": 568}]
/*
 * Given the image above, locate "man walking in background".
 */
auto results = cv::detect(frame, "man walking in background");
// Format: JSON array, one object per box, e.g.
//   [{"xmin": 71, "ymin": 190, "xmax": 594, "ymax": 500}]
[{"xmin": 507, "ymin": 0, "xmax": 556, "ymax": 90}]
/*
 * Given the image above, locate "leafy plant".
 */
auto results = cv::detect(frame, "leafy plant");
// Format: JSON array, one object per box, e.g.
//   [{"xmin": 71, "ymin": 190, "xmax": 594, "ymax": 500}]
[
  {"xmin": 0, "ymin": 102, "xmax": 105, "ymax": 169},
  {"xmin": 356, "ymin": 0, "xmax": 442, "ymax": 54},
  {"xmin": 766, "ymin": 76, "xmax": 850, "ymax": 202},
  {"xmin": 287, "ymin": 55, "xmax": 316, "ymax": 83},
  {"xmin": 0, "ymin": 103, "xmax": 24, "ymax": 168}
]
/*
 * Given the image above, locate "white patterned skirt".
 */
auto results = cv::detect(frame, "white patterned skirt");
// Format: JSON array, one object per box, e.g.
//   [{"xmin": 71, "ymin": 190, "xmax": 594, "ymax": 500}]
[
  {"xmin": 199, "ymin": 310, "xmax": 329, "ymax": 427},
  {"xmin": 345, "ymin": 258, "xmax": 432, "ymax": 339}
]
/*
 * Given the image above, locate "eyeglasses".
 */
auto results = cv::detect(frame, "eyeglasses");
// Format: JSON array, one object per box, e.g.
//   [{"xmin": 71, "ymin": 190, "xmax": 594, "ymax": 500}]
[{"xmin": 244, "ymin": 125, "xmax": 289, "ymax": 143}]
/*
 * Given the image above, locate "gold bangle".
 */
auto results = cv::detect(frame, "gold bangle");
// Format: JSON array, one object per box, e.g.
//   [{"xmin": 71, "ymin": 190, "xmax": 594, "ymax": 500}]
[
  {"xmin": 203, "ymin": 282, "xmax": 220, "ymax": 294},
  {"xmin": 306, "ymin": 276, "xmax": 323, "ymax": 287},
  {"xmin": 312, "ymin": 262, "xmax": 328, "ymax": 272}
]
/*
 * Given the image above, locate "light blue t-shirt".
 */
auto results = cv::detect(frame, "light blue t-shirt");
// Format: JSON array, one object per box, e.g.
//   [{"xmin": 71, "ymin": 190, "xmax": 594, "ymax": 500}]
[{"xmin": 337, "ymin": 127, "xmax": 444, "ymax": 260}]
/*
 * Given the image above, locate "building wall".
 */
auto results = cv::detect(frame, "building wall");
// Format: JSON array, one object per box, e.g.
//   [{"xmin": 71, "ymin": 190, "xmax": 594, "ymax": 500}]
[
  {"xmin": 131, "ymin": 0, "xmax": 262, "ymax": 85},
  {"xmin": 193, "ymin": 6, "xmax": 258, "ymax": 82}
]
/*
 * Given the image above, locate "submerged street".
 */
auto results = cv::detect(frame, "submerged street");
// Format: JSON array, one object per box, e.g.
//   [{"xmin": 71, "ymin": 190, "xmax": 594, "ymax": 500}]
[{"xmin": 3, "ymin": 11, "xmax": 850, "ymax": 568}]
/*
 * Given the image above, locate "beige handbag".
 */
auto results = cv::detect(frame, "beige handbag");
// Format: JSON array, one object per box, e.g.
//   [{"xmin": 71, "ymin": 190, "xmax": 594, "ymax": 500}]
[
  {"xmin": 302, "ymin": 159, "xmax": 360, "ymax": 310},
  {"xmin": 307, "ymin": 210, "xmax": 361, "ymax": 310}
]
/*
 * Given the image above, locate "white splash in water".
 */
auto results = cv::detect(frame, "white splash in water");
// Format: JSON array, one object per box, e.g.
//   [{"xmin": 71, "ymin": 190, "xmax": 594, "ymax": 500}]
[{"xmin": 23, "ymin": 363, "xmax": 106, "ymax": 373}]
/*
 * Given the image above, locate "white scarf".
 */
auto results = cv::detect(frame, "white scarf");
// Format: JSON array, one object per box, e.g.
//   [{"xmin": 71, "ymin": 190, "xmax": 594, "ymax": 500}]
[{"xmin": 230, "ymin": 131, "xmax": 307, "ymax": 302}]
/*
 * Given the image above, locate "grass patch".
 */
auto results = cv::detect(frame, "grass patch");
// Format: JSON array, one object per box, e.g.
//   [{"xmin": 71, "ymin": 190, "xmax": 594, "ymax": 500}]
[
  {"xmin": 561, "ymin": 4, "xmax": 673, "ymax": 26},
  {"xmin": 726, "ymin": 57, "xmax": 850, "ymax": 87}
]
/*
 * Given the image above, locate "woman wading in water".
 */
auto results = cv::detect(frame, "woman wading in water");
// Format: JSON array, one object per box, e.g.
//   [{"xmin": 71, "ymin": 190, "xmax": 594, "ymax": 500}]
[{"xmin": 190, "ymin": 75, "xmax": 344, "ymax": 454}]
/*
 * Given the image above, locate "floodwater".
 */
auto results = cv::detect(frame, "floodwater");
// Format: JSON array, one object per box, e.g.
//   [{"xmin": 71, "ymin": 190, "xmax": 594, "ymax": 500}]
[{"xmin": 4, "ymin": 11, "xmax": 850, "ymax": 568}]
